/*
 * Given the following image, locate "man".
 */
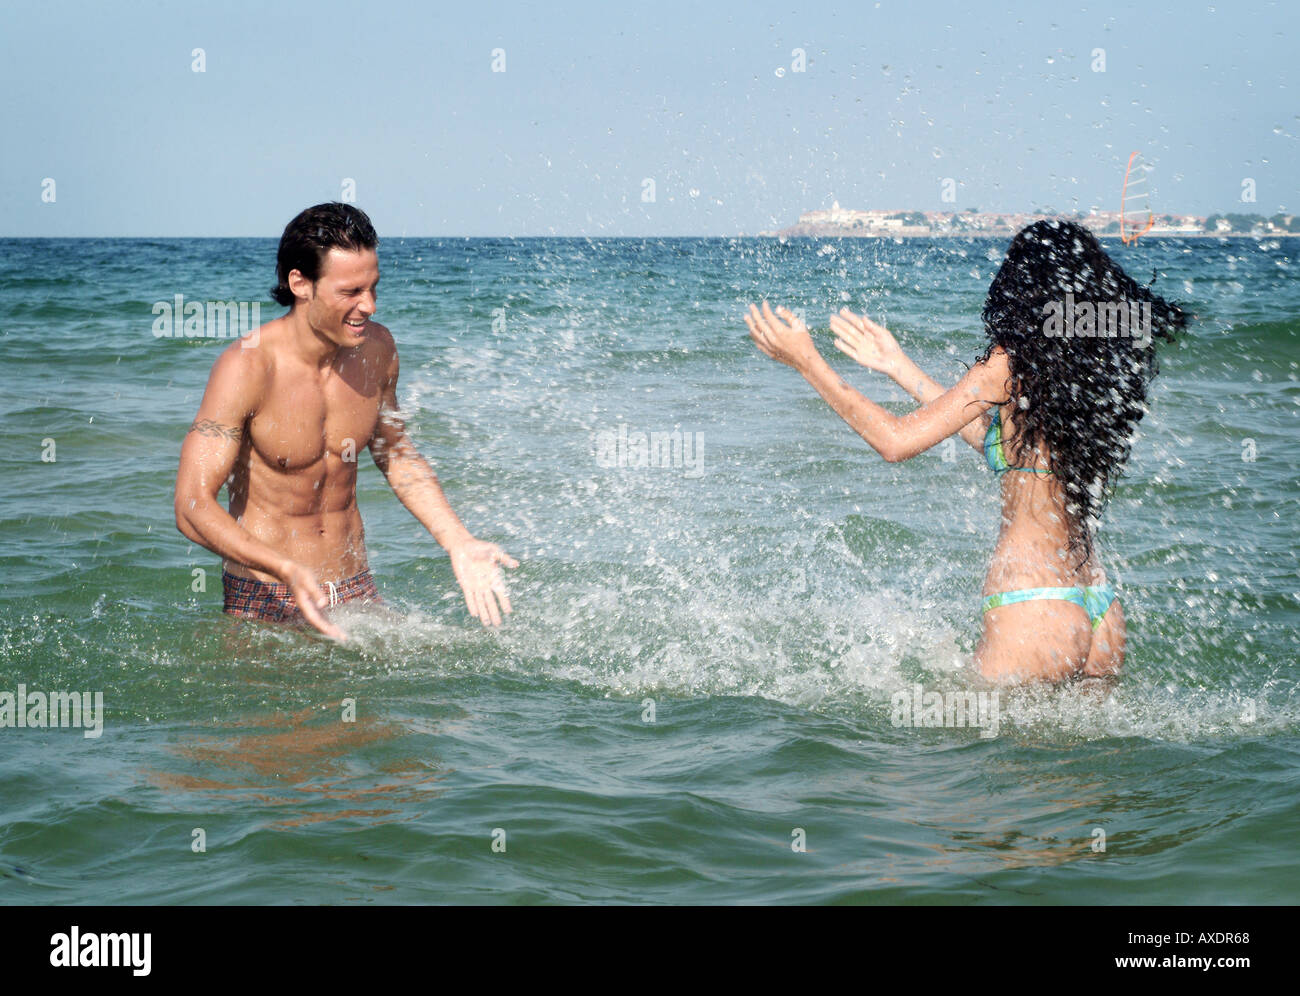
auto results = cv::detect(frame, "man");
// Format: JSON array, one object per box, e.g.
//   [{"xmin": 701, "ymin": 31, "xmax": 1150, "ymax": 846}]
[{"xmin": 175, "ymin": 202, "xmax": 516, "ymax": 641}]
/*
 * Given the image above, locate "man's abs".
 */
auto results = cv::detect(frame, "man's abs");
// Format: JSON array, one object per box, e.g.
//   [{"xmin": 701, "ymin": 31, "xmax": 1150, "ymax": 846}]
[{"xmin": 224, "ymin": 501, "xmax": 369, "ymax": 582}]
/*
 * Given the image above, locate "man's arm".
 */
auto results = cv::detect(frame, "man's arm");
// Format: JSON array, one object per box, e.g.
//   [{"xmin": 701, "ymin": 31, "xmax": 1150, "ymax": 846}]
[
  {"xmin": 174, "ymin": 344, "xmax": 345, "ymax": 640},
  {"xmin": 367, "ymin": 336, "xmax": 474, "ymax": 548},
  {"xmin": 369, "ymin": 334, "xmax": 518, "ymax": 626}
]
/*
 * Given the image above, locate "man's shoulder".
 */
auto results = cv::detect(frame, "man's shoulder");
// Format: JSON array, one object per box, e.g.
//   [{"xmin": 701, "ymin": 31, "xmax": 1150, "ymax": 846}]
[
  {"xmin": 364, "ymin": 321, "xmax": 399, "ymax": 371},
  {"xmin": 206, "ymin": 328, "xmax": 273, "ymax": 401},
  {"xmin": 366, "ymin": 321, "xmax": 397, "ymax": 352}
]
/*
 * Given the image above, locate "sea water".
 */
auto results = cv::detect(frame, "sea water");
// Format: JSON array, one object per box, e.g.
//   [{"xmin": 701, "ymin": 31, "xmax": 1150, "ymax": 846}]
[{"xmin": 0, "ymin": 235, "xmax": 1295, "ymax": 903}]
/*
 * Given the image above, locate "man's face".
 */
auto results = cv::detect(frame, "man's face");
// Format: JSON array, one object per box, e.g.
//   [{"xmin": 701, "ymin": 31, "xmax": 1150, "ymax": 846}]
[{"xmin": 298, "ymin": 247, "xmax": 379, "ymax": 347}]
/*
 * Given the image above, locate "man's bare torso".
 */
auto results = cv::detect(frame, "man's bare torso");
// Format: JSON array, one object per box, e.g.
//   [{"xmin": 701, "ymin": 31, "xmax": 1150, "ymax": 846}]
[{"xmin": 222, "ymin": 318, "xmax": 395, "ymax": 582}]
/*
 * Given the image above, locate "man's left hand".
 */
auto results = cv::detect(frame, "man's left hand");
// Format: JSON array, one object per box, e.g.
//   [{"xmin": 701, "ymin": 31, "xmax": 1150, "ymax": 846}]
[{"xmin": 448, "ymin": 538, "xmax": 519, "ymax": 627}]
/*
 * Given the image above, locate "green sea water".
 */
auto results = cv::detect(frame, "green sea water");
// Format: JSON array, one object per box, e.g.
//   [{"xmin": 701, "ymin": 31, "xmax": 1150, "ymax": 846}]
[{"xmin": 0, "ymin": 236, "xmax": 1296, "ymax": 904}]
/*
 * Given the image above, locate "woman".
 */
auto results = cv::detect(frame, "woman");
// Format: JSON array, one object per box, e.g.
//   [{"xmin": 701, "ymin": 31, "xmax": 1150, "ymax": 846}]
[{"xmin": 745, "ymin": 220, "xmax": 1186, "ymax": 682}]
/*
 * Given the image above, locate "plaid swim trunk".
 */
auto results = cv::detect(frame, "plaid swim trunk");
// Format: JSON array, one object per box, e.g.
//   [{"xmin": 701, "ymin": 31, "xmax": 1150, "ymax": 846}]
[{"xmin": 222, "ymin": 569, "xmax": 382, "ymax": 623}]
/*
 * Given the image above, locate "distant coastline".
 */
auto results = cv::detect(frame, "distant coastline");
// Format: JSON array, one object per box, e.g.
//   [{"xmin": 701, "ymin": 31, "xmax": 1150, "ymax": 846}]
[{"xmin": 757, "ymin": 204, "xmax": 1298, "ymax": 239}]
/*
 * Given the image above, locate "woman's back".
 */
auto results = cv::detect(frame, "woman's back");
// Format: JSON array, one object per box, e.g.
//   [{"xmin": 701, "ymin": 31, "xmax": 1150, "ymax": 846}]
[
  {"xmin": 746, "ymin": 218, "xmax": 1185, "ymax": 683},
  {"xmin": 978, "ymin": 399, "xmax": 1125, "ymax": 681}
]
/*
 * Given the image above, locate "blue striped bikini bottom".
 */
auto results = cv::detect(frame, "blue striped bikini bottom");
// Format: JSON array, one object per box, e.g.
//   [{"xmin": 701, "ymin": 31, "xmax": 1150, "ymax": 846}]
[{"xmin": 981, "ymin": 585, "xmax": 1117, "ymax": 630}]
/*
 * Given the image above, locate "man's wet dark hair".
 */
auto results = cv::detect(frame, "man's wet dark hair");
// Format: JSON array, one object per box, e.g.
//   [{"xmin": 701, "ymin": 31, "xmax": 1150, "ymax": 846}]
[{"xmin": 271, "ymin": 202, "xmax": 379, "ymax": 308}]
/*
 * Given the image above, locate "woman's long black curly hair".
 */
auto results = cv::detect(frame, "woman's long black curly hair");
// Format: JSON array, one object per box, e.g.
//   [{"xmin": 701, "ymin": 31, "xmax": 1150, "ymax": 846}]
[{"xmin": 978, "ymin": 220, "xmax": 1188, "ymax": 567}]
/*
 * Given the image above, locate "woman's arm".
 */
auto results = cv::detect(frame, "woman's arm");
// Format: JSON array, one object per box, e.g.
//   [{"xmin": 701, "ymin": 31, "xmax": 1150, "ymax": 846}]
[
  {"xmin": 828, "ymin": 308, "xmax": 991, "ymax": 451},
  {"xmin": 745, "ymin": 302, "xmax": 1008, "ymax": 463}
]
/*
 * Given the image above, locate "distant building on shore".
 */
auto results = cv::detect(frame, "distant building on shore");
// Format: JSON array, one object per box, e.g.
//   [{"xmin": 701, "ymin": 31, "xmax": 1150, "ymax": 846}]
[{"xmin": 757, "ymin": 204, "xmax": 1297, "ymax": 238}]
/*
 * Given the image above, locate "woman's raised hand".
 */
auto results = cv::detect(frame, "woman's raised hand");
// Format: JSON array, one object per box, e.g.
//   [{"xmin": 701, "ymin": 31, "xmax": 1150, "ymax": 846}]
[
  {"xmin": 829, "ymin": 308, "xmax": 905, "ymax": 376},
  {"xmin": 745, "ymin": 302, "xmax": 817, "ymax": 369}
]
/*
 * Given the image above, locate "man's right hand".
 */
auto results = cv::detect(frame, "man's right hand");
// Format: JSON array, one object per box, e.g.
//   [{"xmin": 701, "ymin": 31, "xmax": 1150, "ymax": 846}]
[{"xmin": 280, "ymin": 561, "xmax": 349, "ymax": 642}]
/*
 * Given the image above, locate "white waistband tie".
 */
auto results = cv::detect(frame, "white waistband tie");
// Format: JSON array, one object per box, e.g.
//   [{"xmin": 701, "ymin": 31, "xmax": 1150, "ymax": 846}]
[{"xmin": 325, "ymin": 581, "xmax": 338, "ymax": 607}]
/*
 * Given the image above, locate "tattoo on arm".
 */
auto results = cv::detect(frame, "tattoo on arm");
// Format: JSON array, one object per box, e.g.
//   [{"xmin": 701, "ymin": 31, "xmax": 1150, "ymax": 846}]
[{"xmin": 188, "ymin": 418, "xmax": 242, "ymax": 441}]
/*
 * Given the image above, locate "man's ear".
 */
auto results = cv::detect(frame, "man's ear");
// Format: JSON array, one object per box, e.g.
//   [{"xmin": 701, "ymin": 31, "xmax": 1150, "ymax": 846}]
[{"xmin": 286, "ymin": 268, "xmax": 313, "ymax": 301}]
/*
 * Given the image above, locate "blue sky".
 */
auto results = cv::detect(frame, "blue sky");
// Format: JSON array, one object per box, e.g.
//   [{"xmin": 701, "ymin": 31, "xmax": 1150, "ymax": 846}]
[{"xmin": 2, "ymin": 0, "xmax": 1294, "ymax": 236}]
